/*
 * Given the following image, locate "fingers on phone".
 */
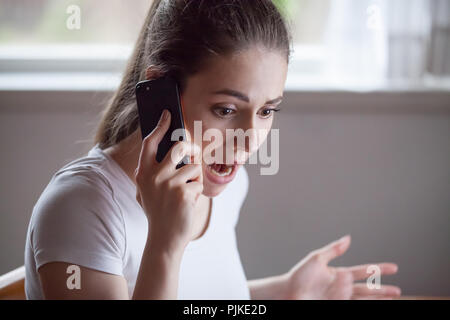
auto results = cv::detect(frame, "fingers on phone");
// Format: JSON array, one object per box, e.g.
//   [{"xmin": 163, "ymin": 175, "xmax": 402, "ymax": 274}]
[
  {"xmin": 146, "ymin": 65, "xmax": 163, "ymax": 80},
  {"xmin": 186, "ymin": 180, "xmax": 204, "ymax": 201},
  {"xmin": 172, "ymin": 162, "xmax": 203, "ymax": 185},
  {"xmin": 162, "ymin": 141, "xmax": 201, "ymax": 171}
]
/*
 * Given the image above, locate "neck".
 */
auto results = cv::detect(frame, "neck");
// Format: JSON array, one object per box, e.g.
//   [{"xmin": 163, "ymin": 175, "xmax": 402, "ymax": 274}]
[{"xmin": 102, "ymin": 130, "xmax": 142, "ymax": 186}]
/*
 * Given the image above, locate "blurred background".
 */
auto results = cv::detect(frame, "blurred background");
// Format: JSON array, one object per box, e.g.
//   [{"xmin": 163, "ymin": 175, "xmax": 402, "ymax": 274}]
[{"xmin": 0, "ymin": 0, "xmax": 449, "ymax": 296}]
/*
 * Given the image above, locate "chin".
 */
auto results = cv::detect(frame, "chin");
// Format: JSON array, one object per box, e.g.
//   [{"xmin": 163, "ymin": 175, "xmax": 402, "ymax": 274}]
[
  {"xmin": 201, "ymin": 180, "xmax": 227, "ymax": 197},
  {"xmin": 201, "ymin": 164, "xmax": 239, "ymax": 197}
]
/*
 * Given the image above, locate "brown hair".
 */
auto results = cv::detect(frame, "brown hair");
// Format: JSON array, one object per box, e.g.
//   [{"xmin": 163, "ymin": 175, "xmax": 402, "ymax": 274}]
[{"xmin": 94, "ymin": 0, "xmax": 292, "ymax": 149}]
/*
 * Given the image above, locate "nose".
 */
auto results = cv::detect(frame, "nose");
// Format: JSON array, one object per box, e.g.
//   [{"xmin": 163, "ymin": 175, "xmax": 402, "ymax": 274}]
[{"xmin": 232, "ymin": 114, "xmax": 260, "ymax": 160}]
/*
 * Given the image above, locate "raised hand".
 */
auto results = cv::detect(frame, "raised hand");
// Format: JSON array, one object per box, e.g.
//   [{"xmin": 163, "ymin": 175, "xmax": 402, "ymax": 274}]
[{"xmin": 283, "ymin": 235, "xmax": 401, "ymax": 300}]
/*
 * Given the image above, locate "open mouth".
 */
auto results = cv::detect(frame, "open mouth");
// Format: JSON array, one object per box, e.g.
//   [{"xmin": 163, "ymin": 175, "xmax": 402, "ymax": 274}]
[{"xmin": 207, "ymin": 163, "xmax": 234, "ymax": 177}]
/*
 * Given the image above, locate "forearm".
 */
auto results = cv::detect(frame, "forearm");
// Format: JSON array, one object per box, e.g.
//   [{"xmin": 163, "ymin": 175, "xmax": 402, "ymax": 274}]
[
  {"xmin": 132, "ymin": 237, "xmax": 184, "ymax": 300},
  {"xmin": 247, "ymin": 273, "xmax": 290, "ymax": 300}
]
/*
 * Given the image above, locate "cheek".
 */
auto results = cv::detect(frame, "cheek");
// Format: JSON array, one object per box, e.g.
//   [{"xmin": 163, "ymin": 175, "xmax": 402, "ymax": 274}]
[
  {"xmin": 184, "ymin": 115, "xmax": 228, "ymax": 162},
  {"xmin": 251, "ymin": 118, "xmax": 274, "ymax": 148},
  {"xmin": 181, "ymin": 100, "xmax": 207, "ymax": 134},
  {"xmin": 200, "ymin": 125, "xmax": 227, "ymax": 162},
  {"xmin": 183, "ymin": 108, "xmax": 220, "ymax": 140},
  {"xmin": 259, "ymin": 116, "xmax": 275, "ymax": 131}
]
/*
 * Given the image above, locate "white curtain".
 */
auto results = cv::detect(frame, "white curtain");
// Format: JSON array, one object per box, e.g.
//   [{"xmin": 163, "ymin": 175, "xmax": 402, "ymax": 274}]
[
  {"xmin": 385, "ymin": 0, "xmax": 431, "ymax": 81},
  {"xmin": 428, "ymin": 0, "xmax": 450, "ymax": 76},
  {"xmin": 323, "ymin": 0, "xmax": 449, "ymax": 85},
  {"xmin": 324, "ymin": 0, "xmax": 388, "ymax": 86}
]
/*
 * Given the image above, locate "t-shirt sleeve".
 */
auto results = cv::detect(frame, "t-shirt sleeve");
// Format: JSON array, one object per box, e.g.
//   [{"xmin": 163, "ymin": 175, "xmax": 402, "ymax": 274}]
[{"xmin": 30, "ymin": 168, "xmax": 126, "ymax": 276}]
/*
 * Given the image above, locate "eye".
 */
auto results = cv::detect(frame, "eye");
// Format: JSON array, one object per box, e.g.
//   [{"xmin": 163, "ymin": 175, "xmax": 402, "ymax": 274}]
[
  {"xmin": 212, "ymin": 105, "xmax": 236, "ymax": 118},
  {"xmin": 258, "ymin": 107, "xmax": 281, "ymax": 119}
]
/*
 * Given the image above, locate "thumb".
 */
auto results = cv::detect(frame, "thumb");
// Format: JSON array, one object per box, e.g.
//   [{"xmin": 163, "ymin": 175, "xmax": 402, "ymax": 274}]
[{"xmin": 316, "ymin": 235, "xmax": 351, "ymax": 264}]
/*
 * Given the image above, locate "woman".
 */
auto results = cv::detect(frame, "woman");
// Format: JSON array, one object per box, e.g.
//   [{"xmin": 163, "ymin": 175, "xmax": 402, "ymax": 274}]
[{"xmin": 24, "ymin": 0, "xmax": 401, "ymax": 299}]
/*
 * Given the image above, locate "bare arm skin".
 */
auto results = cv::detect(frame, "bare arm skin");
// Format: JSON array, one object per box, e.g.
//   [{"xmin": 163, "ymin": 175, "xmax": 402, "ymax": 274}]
[
  {"xmin": 247, "ymin": 274, "xmax": 289, "ymax": 300},
  {"xmin": 39, "ymin": 262, "xmax": 129, "ymax": 299},
  {"xmin": 131, "ymin": 240, "xmax": 185, "ymax": 299}
]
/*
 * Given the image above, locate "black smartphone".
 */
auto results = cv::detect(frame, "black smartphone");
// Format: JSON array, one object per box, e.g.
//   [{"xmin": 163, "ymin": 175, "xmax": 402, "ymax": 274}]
[{"xmin": 135, "ymin": 75, "xmax": 189, "ymax": 168}]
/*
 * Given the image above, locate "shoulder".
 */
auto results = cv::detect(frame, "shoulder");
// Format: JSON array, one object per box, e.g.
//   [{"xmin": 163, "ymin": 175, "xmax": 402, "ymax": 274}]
[
  {"xmin": 34, "ymin": 145, "xmax": 118, "ymax": 215},
  {"xmin": 34, "ymin": 166, "xmax": 115, "ymax": 219},
  {"xmin": 30, "ymin": 157, "xmax": 126, "ymax": 247},
  {"xmin": 29, "ymin": 163, "xmax": 127, "ymax": 269}
]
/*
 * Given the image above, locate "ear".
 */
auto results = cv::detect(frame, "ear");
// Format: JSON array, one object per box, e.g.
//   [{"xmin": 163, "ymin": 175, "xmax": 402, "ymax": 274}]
[{"xmin": 145, "ymin": 65, "xmax": 163, "ymax": 80}]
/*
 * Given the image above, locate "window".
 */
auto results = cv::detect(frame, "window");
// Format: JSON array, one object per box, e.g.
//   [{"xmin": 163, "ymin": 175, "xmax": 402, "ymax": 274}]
[
  {"xmin": 0, "ymin": 0, "xmax": 449, "ymax": 91},
  {"xmin": 0, "ymin": 0, "xmax": 149, "ymax": 44},
  {"xmin": 278, "ymin": 0, "xmax": 450, "ymax": 90},
  {"xmin": 0, "ymin": 0, "xmax": 150, "ymax": 90}
]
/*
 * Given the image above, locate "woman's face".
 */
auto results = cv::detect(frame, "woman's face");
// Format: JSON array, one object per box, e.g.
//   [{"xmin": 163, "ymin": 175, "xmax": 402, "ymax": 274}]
[{"xmin": 181, "ymin": 46, "xmax": 288, "ymax": 197}]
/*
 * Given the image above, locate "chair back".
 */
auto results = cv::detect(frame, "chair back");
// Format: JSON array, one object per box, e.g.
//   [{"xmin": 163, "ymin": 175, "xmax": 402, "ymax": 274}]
[{"xmin": 0, "ymin": 266, "xmax": 26, "ymax": 300}]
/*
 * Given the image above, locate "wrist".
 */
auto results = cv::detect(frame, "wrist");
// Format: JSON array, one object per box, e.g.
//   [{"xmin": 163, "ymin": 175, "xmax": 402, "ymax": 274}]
[
  {"xmin": 275, "ymin": 272, "xmax": 292, "ymax": 300},
  {"xmin": 133, "ymin": 236, "xmax": 184, "ymax": 300},
  {"xmin": 146, "ymin": 233, "xmax": 186, "ymax": 260},
  {"xmin": 248, "ymin": 272, "xmax": 291, "ymax": 300},
  {"xmin": 278, "ymin": 272, "xmax": 294, "ymax": 300}
]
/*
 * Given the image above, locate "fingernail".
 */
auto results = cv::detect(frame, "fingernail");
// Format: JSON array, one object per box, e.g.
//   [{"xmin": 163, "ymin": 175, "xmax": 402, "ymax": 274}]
[
  {"xmin": 161, "ymin": 109, "xmax": 169, "ymax": 121},
  {"xmin": 147, "ymin": 65, "xmax": 162, "ymax": 79}
]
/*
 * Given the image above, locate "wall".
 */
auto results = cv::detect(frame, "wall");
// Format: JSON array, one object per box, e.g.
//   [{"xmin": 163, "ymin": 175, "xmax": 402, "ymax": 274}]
[{"xmin": 1, "ymin": 89, "xmax": 449, "ymax": 296}]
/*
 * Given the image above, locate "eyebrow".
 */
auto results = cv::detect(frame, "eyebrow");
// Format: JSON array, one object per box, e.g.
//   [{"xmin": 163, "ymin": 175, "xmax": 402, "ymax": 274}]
[{"xmin": 212, "ymin": 89, "xmax": 283, "ymax": 105}]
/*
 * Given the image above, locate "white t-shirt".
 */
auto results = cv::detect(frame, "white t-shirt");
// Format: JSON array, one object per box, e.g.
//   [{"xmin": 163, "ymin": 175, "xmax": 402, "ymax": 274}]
[{"xmin": 24, "ymin": 144, "xmax": 250, "ymax": 300}]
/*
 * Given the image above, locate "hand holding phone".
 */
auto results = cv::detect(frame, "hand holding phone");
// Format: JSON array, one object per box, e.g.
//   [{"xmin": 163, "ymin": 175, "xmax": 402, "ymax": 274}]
[
  {"xmin": 134, "ymin": 74, "xmax": 204, "ymax": 253},
  {"xmin": 134, "ymin": 109, "xmax": 203, "ymax": 254},
  {"xmin": 135, "ymin": 75, "xmax": 189, "ymax": 168}
]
